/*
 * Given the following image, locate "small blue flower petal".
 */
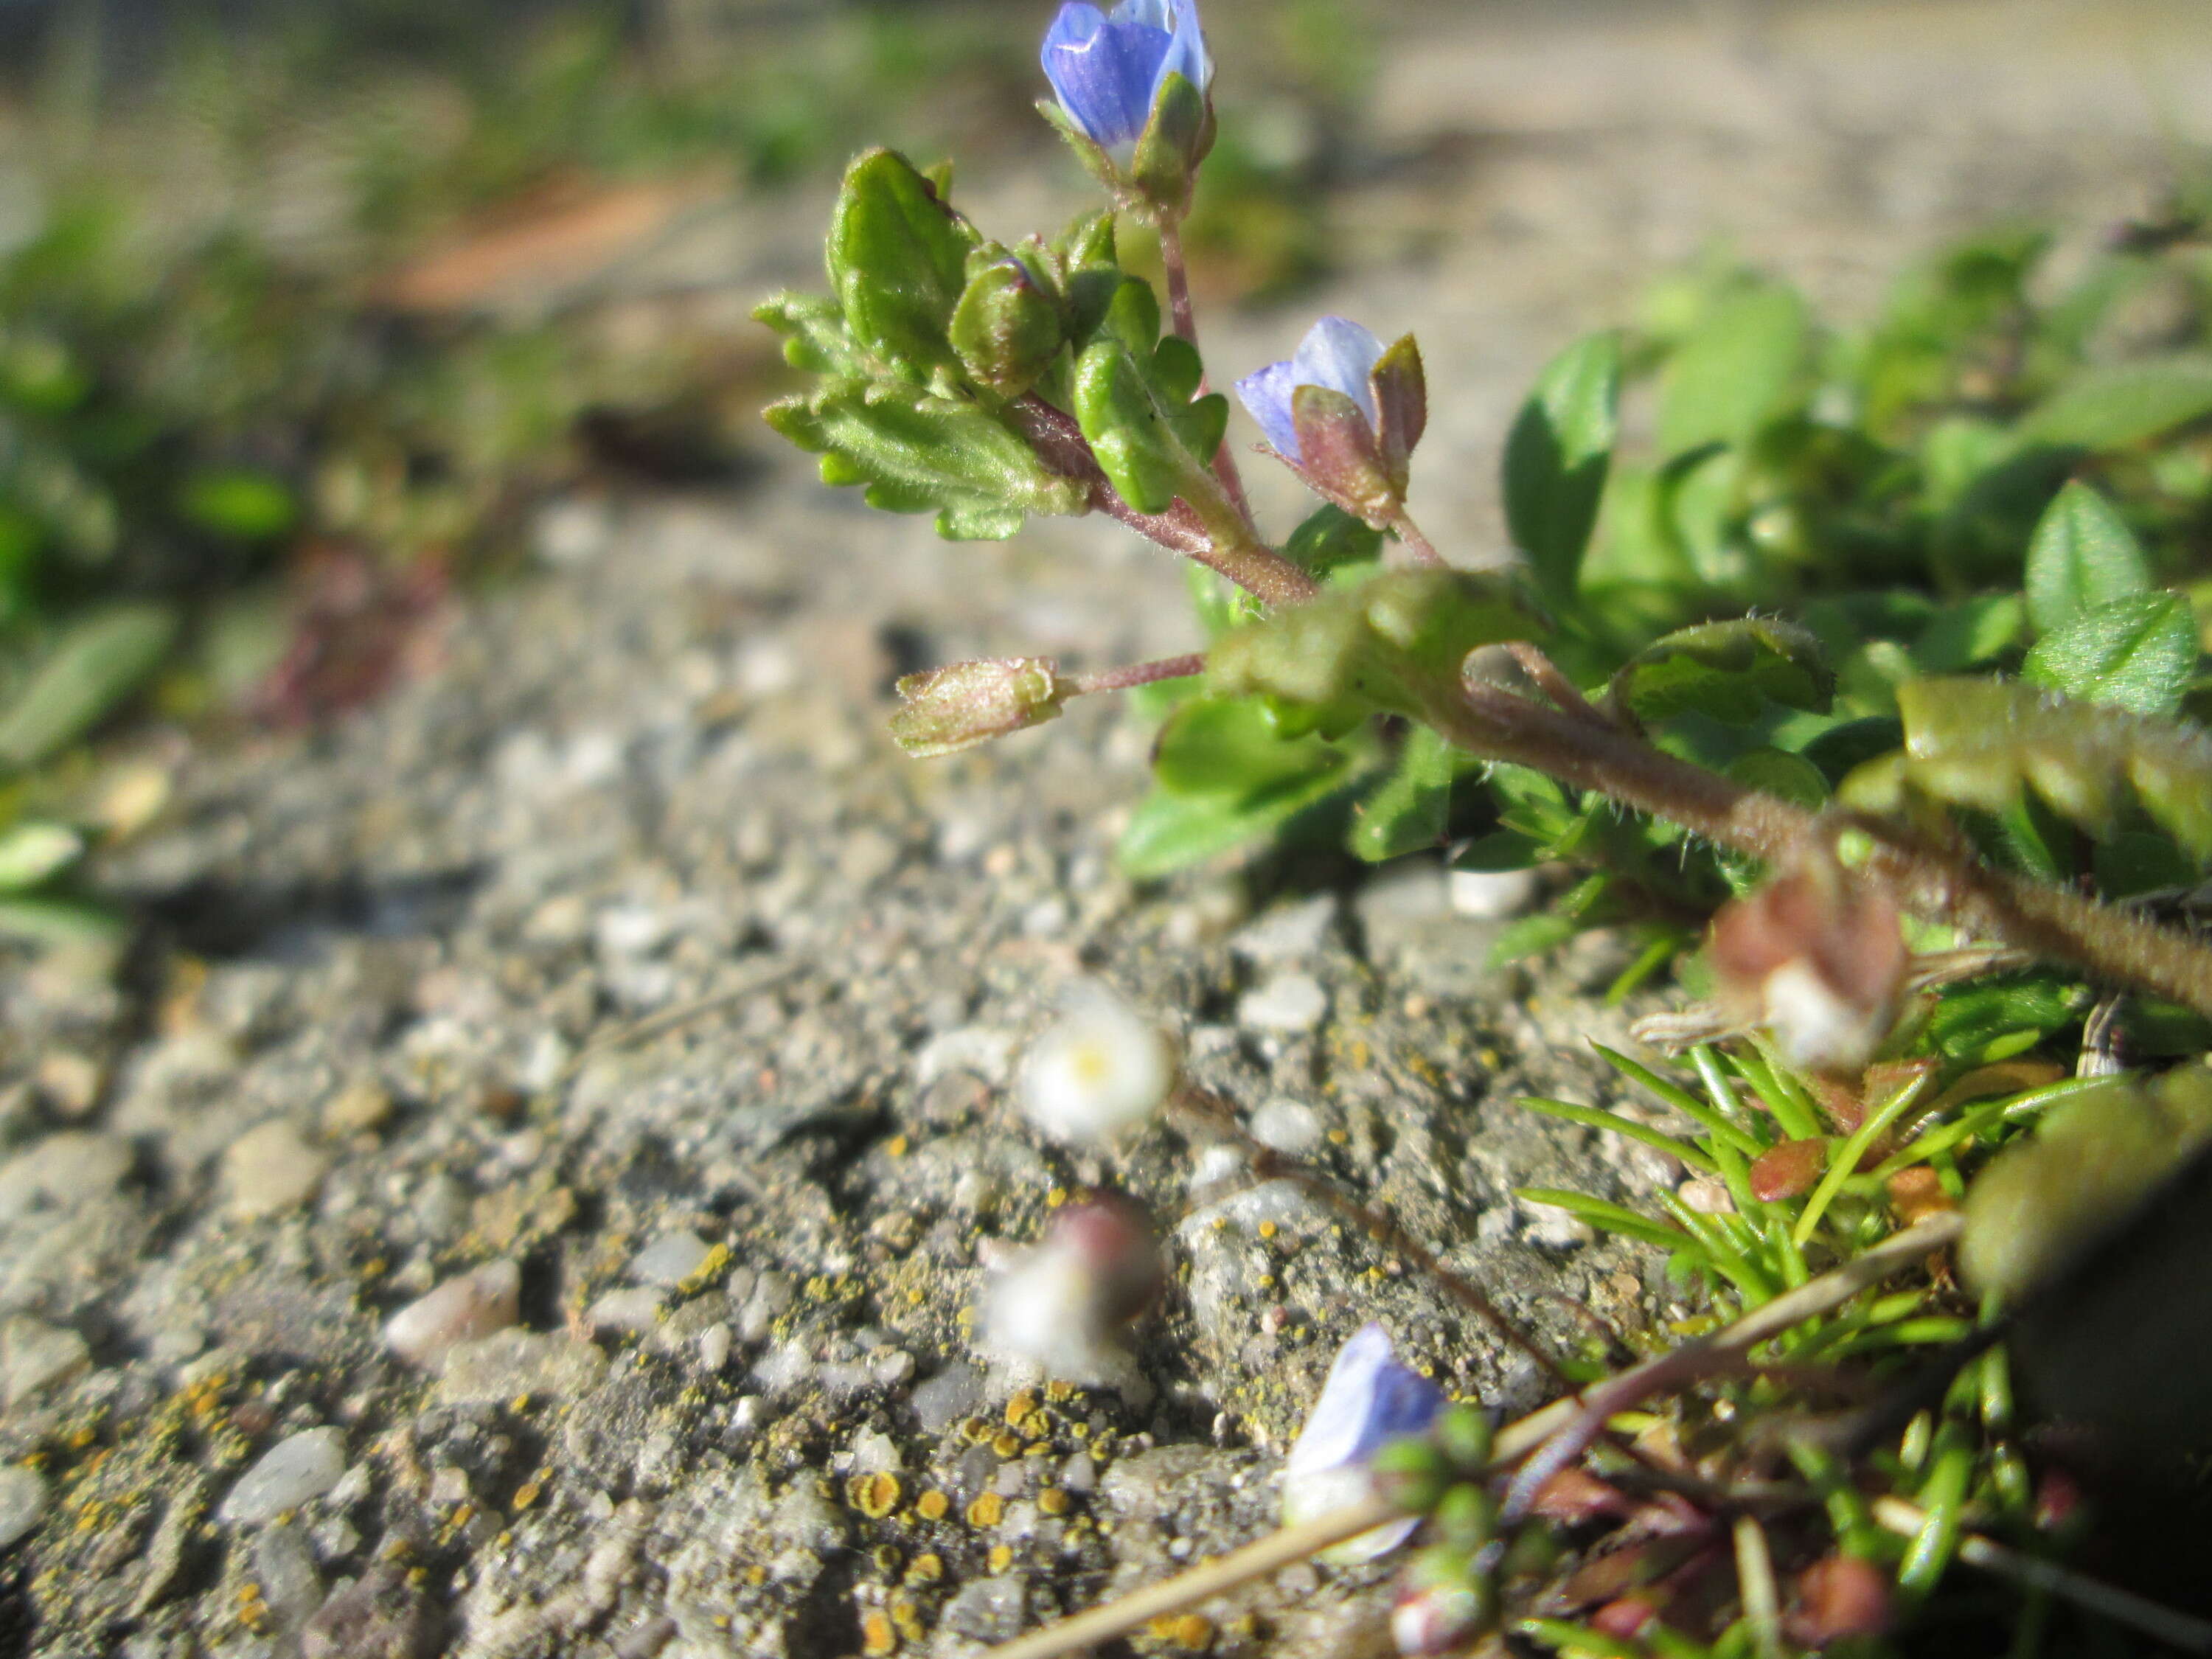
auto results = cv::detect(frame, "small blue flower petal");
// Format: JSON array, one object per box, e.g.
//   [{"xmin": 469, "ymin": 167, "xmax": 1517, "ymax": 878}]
[
  {"xmin": 1290, "ymin": 316, "xmax": 1385, "ymax": 428},
  {"xmin": 1042, "ymin": 0, "xmax": 1211, "ymax": 153},
  {"xmin": 1281, "ymin": 1322, "xmax": 1447, "ymax": 1562},
  {"xmin": 1234, "ymin": 360, "xmax": 1302, "ymax": 459}
]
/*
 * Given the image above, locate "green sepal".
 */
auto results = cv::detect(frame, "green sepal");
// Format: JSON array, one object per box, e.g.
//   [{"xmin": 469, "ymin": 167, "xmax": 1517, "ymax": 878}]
[
  {"xmin": 1290, "ymin": 383, "xmax": 1399, "ymax": 526},
  {"xmin": 1206, "ymin": 567, "xmax": 1548, "ymax": 727},
  {"xmin": 825, "ymin": 148, "xmax": 978, "ymax": 382},
  {"xmin": 1037, "ymin": 98, "xmax": 1120, "ymax": 198},
  {"xmin": 1127, "ymin": 72, "xmax": 1215, "ymax": 220},
  {"xmin": 765, "ymin": 379, "xmax": 1087, "ymax": 540},
  {"xmin": 1371, "ymin": 333, "xmax": 1427, "ymax": 495},
  {"xmin": 1606, "ymin": 617, "xmax": 1835, "ymax": 726}
]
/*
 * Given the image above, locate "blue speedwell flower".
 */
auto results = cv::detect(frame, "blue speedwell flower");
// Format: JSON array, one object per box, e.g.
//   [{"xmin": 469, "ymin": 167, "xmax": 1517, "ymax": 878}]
[
  {"xmin": 1041, "ymin": 0, "xmax": 1212, "ymax": 156},
  {"xmin": 1281, "ymin": 1321, "xmax": 1447, "ymax": 1562},
  {"xmin": 1234, "ymin": 316, "xmax": 1385, "ymax": 463}
]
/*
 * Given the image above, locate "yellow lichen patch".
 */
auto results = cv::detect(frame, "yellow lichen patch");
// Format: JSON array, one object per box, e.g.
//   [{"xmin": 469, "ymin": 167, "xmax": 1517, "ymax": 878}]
[
  {"xmin": 915, "ymin": 1489, "xmax": 950, "ymax": 1522},
  {"xmin": 1043, "ymin": 1380, "xmax": 1074, "ymax": 1404},
  {"xmin": 1046, "ymin": 1187, "xmax": 1069, "ymax": 1208},
  {"xmin": 677, "ymin": 1242, "xmax": 733, "ymax": 1296},
  {"xmin": 848, "ymin": 1472, "xmax": 902, "ymax": 1520},
  {"xmin": 987, "ymin": 1543, "xmax": 1014, "ymax": 1573},
  {"xmin": 1037, "ymin": 1487, "xmax": 1070, "ymax": 1517},
  {"xmin": 872, "ymin": 1544, "xmax": 902, "ymax": 1576},
  {"xmin": 958, "ymin": 1416, "xmax": 992, "ymax": 1445},
  {"xmin": 1146, "ymin": 1613, "xmax": 1215, "ymax": 1651},
  {"xmin": 990, "ymin": 1433, "xmax": 1022, "ymax": 1459},
  {"xmin": 861, "ymin": 1609, "xmax": 898, "ymax": 1655},
  {"xmin": 905, "ymin": 1551, "xmax": 945, "ymax": 1584},
  {"xmin": 885, "ymin": 1134, "xmax": 910, "ymax": 1158},
  {"xmin": 1257, "ymin": 1221, "xmax": 1279, "ymax": 1241},
  {"xmin": 966, "ymin": 1492, "xmax": 1004, "ymax": 1528},
  {"xmin": 1004, "ymin": 1389, "xmax": 1038, "ymax": 1427},
  {"xmin": 890, "ymin": 1596, "xmax": 928, "ymax": 1641}
]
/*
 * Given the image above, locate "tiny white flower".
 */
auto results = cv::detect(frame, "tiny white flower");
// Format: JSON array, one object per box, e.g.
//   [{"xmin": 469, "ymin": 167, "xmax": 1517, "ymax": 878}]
[
  {"xmin": 979, "ymin": 1197, "xmax": 1163, "ymax": 1387},
  {"xmin": 1020, "ymin": 983, "xmax": 1177, "ymax": 1144},
  {"xmin": 1282, "ymin": 1322, "xmax": 1445, "ymax": 1563}
]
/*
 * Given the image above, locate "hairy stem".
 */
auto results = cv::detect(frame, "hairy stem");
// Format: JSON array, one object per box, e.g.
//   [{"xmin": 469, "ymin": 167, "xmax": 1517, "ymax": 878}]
[
  {"xmin": 1065, "ymin": 653, "xmax": 1205, "ymax": 696},
  {"xmin": 1012, "ymin": 394, "xmax": 1317, "ymax": 609},
  {"xmin": 1389, "ymin": 509, "xmax": 1447, "ymax": 567},
  {"xmin": 1423, "ymin": 681, "xmax": 2212, "ymax": 1018},
  {"xmin": 1156, "ymin": 217, "xmax": 1259, "ymax": 531}
]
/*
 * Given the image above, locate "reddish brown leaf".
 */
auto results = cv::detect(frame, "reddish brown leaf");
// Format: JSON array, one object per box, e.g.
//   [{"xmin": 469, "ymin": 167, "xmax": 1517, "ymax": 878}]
[{"xmin": 1751, "ymin": 1137, "xmax": 1827, "ymax": 1202}]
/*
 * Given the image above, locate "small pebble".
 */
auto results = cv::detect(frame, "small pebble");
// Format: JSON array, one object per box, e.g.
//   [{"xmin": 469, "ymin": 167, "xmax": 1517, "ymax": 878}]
[
  {"xmin": 698, "ymin": 1323, "xmax": 732, "ymax": 1374},
  {"xmin": 1448, "ymin": 866, "xmax": 1540, "ymax": 919},
  {"xmin": 383, "ymin": 1261, "xmax": 521, "ymax": 1368},
  {"xmin": 319, "ymin": 1080, "xmax": 394, "ymax": 1138},
  {"xmin": 301, "ymin": 1563, "xmax": 437, "ymax": 1659},
  {"xmin": 434, "ymin": 1331, "xmax": 607, "ymax": 1406},
  {"xmin": 0, "ymin": 1465, "xmax": 49, "ymax": 1548},
  {"xmin": 1248, "ymin": 1098, "xmax": 1323, "ymax": 1155},
  {"xmin": 1, "ymin": 1316, "xmax": 90, "ymax": 1409},
  {"xmin": 629, "ymin": 1231, "xmax": 712, "ymax": 1286},
  {"xmin": 1237, "ymin": 973, "xmax": 1328, "ymax": 1034},
  {"xmin": 1228, "ymin": 894, "xmax": 1338, "ymax": 963},
  {"xmin": 221, "ymin": 1120, "xmax": 331, "ymax": 1220},
  {"xmin": 220, "ymin": 1428, "xmax": 348, "ymax": 1526},
  {"xmin": 588, "ymin": 1287, "xmax": 664, "ymax": 1336}
]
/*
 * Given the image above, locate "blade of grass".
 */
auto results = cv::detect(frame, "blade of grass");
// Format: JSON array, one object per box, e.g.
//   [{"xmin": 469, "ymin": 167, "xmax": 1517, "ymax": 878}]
[
  {"xmin": 1520, "ymin": 1096, "xmax": 1719, "ymax": 1175},
  {"xmin": 1519, "ymin": 1187, "xmax": 1700, "ymax": 1253},
  {"xmin": 1734, "ymin": 1040, "xmax": 1826, "ymax": 1141},
  {"xmin": 1793, "ymin": 1065, "xmax": 1938, "ymax": 1245},
  {"xmin": 1598, "ymin": 1043, "xmax": 1764, "ymax": 1156}
]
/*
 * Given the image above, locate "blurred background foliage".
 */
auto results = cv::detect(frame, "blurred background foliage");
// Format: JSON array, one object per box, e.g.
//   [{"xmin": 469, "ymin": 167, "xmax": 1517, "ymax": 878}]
[{"xmin": 0, "ymin": 0, "xmax": 1374, "ymax": 945}]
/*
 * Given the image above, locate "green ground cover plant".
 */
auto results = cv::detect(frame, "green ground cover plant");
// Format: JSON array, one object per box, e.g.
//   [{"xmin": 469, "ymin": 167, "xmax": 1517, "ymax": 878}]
[{"xmin": 761, "ymin": 1, "xmax": 2212, "ymax": 1652}]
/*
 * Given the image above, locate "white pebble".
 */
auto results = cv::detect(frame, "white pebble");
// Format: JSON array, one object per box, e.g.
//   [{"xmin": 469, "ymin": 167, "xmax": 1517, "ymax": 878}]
[
  {"xmin": 629, "ymin": 1231, "xmax": 713, "ymax": 1286},
  {"xmin": 383, "ymin": 1260, "xmax": 521, "ymax": 1368},
  {"xmin": 1448, "ymin": 866, "xmax": 1540, "ymax": 919},
  {"xmin": 588, "ymin": 1287, "xmax": 664, "ymax": 1336},
  {"xmin": 698, "ymin": 1324, "xmax": 733, "ymax": 1374},
  {"xmin": 1238, "ymin": 973, "xmax": 1328, "ymax": 1034},
  {"xmin": 1, "ymin": 1317, "xmax": 89, "ymax": 1409},
  {"xmin": 221, "ymin": 1120, "xmax": 330, "ymax": 1220},
  {"xmin": 1248, "ymin": 1098, "xmax": 1323, "ymax": 1155},
  {"xmin": 220, "ymin": 1428, "xmax": 347, "ymax": 1526},
  {"xmin": 0, "ymin": 1465, "xmax": 48, "ymax": 1548}
]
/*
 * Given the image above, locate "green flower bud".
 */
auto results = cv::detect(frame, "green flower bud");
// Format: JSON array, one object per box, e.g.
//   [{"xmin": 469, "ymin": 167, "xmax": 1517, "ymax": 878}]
[{"xmin": 951, "ymin": 257, "xmax": 1065, "ymax": 399}]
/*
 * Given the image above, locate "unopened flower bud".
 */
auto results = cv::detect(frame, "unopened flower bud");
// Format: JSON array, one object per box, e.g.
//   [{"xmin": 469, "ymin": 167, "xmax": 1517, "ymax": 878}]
[
  {"xmin": 1784, "ymin": 1554, "xmax": 1893, "ymax": 1646},
  {"xmin": 1283, "ymin": 1323, "xmax": 1447, "ymax": 1563},
  {"xmin": 979, "ymin": 1193, "xmax": 1162, "ymax": 1385},
  {"xmin": 1040, "ymin": 0, "xmax": 1214, "ymax": 214},
  {"xmin": 1019, "ymin": 982, "xmax": 1178, "ymax": 1144},
  {"xmin": 890, "ymin": 657, "xmax": 1068, "ymax": 759},
  {"xmin": 1391, "ymin": 1547, "xmax": 1495, "ymax": 1656},
  {"xmin": 1708, "ymin": 852, "xmax": 1907, "ymax": 1074},
  {"xmin": 951, "ymin": 256, "xmax": 1064, "ymax": 399}
]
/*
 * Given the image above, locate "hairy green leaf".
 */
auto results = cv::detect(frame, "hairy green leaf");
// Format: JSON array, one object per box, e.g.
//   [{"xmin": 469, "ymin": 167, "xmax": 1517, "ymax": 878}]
[
  {"xmin": 825, "ymin": 148, "xmax": 975, "ymax": 379},
  {"xmin": 2021, "ymin": 355, "xmax": 2212, "ymax": 451},
  {"xmin": 1656, "ymin": 282, "xmax": 1807, "ymax": 458},
  {"xmin": 1348, "ymin": 723, "xmax": 1466, "ymax": 862},
  {"xmin": 2022, "ymin": 593, "xmax": 2197, "ymax": 714},
  {"xmin": 1607, "ymin": 617, "xmax": 1834, "ymax": 725},
  {"xmin": 1503, "ymin": 330, "xmax": 1621, "ymax": 605},
  {"xmin": 2023, "ymin": 482, "xmax": 2149, "ymax": 635}
]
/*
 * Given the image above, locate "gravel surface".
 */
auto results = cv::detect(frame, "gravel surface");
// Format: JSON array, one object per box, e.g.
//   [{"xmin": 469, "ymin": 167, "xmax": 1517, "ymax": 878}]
[{"xmin": 3, "ymin": 4, "xmax": 2206, "ymax": 1655}]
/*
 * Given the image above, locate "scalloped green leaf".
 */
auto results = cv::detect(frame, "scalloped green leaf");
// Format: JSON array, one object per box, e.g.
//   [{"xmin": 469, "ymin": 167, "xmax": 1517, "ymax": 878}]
[
  {"xmin": 764, "ymin": 380, "xmax": 1085, "ymax": 540},
  {"xmin": 2023, "ymin": 482, "xmax": 2149, "ymax": 636},
  {"xmin": 1607, "ymin": 617, "xmax": 1834, "ymax": 725},
  {"xmin": 1871, "ymin": 676, "xmax": 2212, "ymax": 860}
]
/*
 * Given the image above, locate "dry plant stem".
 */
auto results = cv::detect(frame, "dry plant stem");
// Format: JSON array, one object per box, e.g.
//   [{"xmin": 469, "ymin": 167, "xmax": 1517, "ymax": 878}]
[
  {"xmin": 1428, "ymin": 681, "xmax": 2212, "ymax": 1018},
  {"xmin": 1155, "ymin": 216, "xmax": 1259, "ymax": 531},
  {"xmin": 1065, "ymin": 653, "xmax": 1206, "ymax": 696},
  {"xmin": 1167, "ymin": 1083, "xmax": 1573, "ymax": 1387},
  {"xmin": 1870, "ymin": 1498, "xmax": 2212, "ymax": 1653},
  {"xmin": 989, "ymin": 1211, "xmax": 1966, "ymax": 1659},
  {"xmin": 1011, "ymin": 395, "xmax": 1316, "ymax": 608}
]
